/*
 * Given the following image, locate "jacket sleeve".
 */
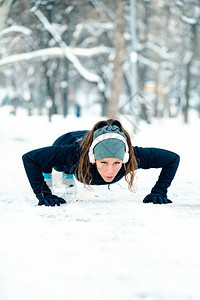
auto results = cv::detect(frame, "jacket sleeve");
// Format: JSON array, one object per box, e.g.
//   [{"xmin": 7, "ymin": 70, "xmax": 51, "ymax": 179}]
[
  {"xmin": 133, "ymin": 146, "xmax": 180, "ymax": 196},
  {"xmin": 22, "ymin": 144, "xmax": 79, "ymax": 195}
]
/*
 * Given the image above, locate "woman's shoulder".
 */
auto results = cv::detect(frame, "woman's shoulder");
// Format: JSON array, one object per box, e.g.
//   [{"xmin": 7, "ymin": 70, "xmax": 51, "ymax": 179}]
[{"xmin": 53, "ymin": 130, "xmax": 88, "ymax": 146}]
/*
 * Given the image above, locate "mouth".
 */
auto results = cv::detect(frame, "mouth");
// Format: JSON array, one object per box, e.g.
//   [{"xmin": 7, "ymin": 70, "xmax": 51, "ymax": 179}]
[{"xmin": 105, "ymin": 176, "xmax": 114, "ymax": 181}]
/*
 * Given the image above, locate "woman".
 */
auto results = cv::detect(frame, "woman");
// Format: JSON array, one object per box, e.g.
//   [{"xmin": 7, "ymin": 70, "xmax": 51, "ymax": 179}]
[{"xmin": 22, "ymin": 119, "xmax": 180, "ymax": 206}]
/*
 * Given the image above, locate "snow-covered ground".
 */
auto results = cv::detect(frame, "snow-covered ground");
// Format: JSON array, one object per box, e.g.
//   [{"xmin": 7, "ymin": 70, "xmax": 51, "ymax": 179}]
[{"xmin": 0, "ymin": 107, "xmax": 200, "ymax": 300}]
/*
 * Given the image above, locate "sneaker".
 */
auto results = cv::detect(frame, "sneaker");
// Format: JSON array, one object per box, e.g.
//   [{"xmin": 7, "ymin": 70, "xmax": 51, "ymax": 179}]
[
  {"xmin": 43, "ymin": 173, "xmax": 52, "ymax": 187},
  {"xmin": 62, "ymin": 173, "xmax": 75, "ymax": 187},
  {"xmin": 62, "ymin": 173, "xmax": 77, "ymax": 201}
]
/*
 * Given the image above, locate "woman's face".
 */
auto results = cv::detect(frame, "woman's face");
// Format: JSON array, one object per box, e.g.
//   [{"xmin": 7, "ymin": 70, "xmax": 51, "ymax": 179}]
[{"xmin": 96, "ymin": 158, "xmax": 123, "ymax": 182}]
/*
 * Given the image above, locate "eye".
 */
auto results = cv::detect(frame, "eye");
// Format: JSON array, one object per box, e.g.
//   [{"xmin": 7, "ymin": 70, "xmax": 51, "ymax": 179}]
[
  {"xmin": 114, "ymin": 162, "xmax": 121, "ymax": 165},
  {"xmin": 101, "ymin": 162, "xmax": 107, "ymax": 165}
]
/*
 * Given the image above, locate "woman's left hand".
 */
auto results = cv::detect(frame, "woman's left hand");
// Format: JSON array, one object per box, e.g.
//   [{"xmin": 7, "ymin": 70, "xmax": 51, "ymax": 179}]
[{"xmin": 143, "ymin": 193, "xmax": 172, "ymax": 204}]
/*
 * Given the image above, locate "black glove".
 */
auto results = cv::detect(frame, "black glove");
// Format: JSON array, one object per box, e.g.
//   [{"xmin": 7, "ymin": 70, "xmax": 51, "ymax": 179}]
[
  {"xmin": 36, "ymin": 193, "xmax": 66, "ymax": 206},
  {"xmin": 143, "ymin": 193, "xmax": 172, "ymax": 204}
]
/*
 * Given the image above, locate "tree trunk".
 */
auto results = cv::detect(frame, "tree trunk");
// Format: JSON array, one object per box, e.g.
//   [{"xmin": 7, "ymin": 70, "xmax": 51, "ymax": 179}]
[
  {"xmin": 183, "ymin": 23, "xmax": 196, "ymax": 123},
  {"xmin": 183, "ymin": 61, "xmax": 190, "ymax": 123},
  {"xmin": 107, "ymin": 1, "xmax": 125, "ymax": 119},
  {"xmin": 0, "ymin": 0, "xmax": 14, "ymax": 31},
  {"xmin": 62, "ymin": 60, "xmax": 69, "ymax": 118}
]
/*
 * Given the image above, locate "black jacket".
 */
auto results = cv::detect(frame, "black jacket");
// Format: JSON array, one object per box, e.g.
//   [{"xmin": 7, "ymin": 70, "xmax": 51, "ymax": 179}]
[{"xmin": 22, "ymin": 130, "xmax": 180, "ymax": 197}]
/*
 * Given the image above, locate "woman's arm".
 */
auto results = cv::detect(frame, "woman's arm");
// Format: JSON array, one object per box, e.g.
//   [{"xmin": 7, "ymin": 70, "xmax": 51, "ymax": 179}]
[
  {"xmin": 22, "ymin": 144, "xmax": 79, "ymax": 196},
  {"xmin": 133, "ymin": 147, "xmax": 180, "ymax": 202}
]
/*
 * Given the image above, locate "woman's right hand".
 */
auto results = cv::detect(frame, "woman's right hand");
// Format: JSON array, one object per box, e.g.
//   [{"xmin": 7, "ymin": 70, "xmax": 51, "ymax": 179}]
[{"xmin": 36, "ymin": 193, "xmax": 66, "ymax": 206}]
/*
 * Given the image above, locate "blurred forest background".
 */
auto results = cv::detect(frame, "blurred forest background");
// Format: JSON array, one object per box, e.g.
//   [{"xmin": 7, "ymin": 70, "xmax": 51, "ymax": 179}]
[{"xmin": 0, "ymin": 0, "xmax": 199, "ymax": 125}]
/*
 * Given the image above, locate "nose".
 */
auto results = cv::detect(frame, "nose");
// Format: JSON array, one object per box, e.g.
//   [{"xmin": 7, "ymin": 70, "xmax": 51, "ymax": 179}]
[{"xmin": 106, "ymin": 165, "xmax": 114, "ymax": 175}]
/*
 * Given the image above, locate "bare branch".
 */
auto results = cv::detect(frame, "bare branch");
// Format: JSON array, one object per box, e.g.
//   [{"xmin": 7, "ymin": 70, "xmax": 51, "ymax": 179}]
[
  {"xmin": 32, "ymin": 8, "xmax": 105, "ymax": 89},
  {"xmin": 0, "ymin": 25, "xmax": 32, "ymax": 36},
  {"xmin": 0, "ymin": 46, "xmax": 112, "ymax": 70}
]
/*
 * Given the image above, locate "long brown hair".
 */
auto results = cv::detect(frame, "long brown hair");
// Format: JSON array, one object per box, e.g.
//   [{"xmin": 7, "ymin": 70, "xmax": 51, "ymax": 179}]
[{"xmin": 77, "ymin": 119, "xmax": 138, "ymax": 191}]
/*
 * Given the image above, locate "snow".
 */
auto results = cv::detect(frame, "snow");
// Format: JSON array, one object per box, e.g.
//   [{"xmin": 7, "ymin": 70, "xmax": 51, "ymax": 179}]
[
  {"xmin": 0, "ymin": 107, "xmax": 200, "ymax": 300},
  {"xmin": 181, "ymin": 15, "xmax": 198, "ymax": 25}
]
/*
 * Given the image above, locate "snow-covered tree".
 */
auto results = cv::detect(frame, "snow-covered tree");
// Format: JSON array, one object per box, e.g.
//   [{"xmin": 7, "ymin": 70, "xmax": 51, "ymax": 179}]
[{"xmin": 0, "ymin": 0, "xmax": 199, "ymax": 123}]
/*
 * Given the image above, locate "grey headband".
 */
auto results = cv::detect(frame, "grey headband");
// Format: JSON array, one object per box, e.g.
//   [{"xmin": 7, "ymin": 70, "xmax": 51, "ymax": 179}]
[{"xmin": 88, "ymin": 125, "xmax": 129, "ymax": 163}]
